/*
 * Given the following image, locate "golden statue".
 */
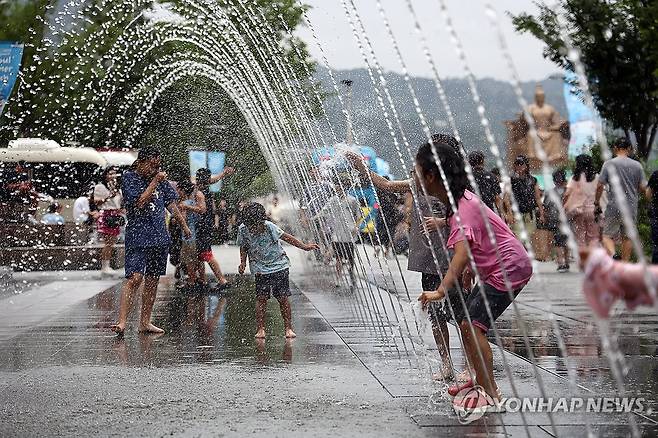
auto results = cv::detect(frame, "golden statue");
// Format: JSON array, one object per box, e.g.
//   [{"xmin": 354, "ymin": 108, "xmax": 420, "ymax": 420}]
[{"xmin": 505, "ymin": 85, "xmax": 570, "ymax": 171}]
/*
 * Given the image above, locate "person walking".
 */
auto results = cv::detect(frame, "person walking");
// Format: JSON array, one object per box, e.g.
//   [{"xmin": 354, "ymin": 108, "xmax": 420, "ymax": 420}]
[
  {"xmin": 563, "ymin": 154, "xmax": 600, "ymax": 251},
  {"xmin": 94, "ymin": 167, "xmax": 124, "ymax": 277},
  {"xmin": 374, "ymin": 185, "xmax": 400, "ymax": 258},
  {"xmin": 595, "ymin": 138, "xmax": 647, "ymax": 262},
  {"xmin": 111, "ymin": 148, "xmax": 190, "ymax": 336},
  {"xmin": 510, "ymin": 155, "xmax": 545, "ymax": 239},
  {"xmin": 468, "ymin": 151, "xmax": 504, "ymax": 215}
]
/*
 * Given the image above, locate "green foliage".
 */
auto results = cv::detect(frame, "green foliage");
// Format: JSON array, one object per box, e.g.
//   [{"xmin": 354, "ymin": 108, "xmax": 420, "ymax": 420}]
[
  {"xmin": 511, "ymin": 1, "xmax": 658, "ymax": 159},
  {"xmin": 0, "ymin": 0, "xmax": 317, "ymax": 202}
]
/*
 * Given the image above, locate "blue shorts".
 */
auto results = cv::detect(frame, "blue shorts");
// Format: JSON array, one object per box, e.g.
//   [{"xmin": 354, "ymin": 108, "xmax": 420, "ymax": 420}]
[{"xmin": 125, "ymin": 245, "xmax": 169, "ymax": 278}]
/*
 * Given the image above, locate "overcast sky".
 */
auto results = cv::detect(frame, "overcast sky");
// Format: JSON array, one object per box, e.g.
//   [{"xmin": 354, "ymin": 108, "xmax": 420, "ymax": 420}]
[{"xmin": 296, "ymin": 0, "xmax": 559, "ymax": 81}]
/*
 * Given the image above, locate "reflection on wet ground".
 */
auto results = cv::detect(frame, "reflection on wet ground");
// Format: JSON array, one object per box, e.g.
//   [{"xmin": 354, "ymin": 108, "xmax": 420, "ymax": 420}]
[
  {"xmin": 2, "ymin": 245, "xmax": 658, "ymax": 435},
  {"xmin": 0, "ymin": 275, "xmax": 352, "ymax": 372}
]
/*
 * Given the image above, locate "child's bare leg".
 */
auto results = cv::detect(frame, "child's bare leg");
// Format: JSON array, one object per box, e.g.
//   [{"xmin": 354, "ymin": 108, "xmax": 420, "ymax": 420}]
[
  {"xmin": 431, "ymin": 319, "xmax": 454, "ymax": 379},
  {"xmin": 185, "ymin": 261, "xmax": 197, "ymax": 285},
  {"xmin": 255, "ymin": 297, "xmax": 267, "ymax": 338},
  {"xmin": 335, "ymin": 257, "xmax": 343, "ymax": 278},
  {"xmin": 556, "ymin": 247, "xmax": 567, "ymax": 266},
  {"xmin": 620, "ymin": 237, "xmax": 633, "ymax": 262},
  {"xmin": 277, "ymin": 296, "xmax": 296, "ymax": 338},
  {"xmin": 602, "ymin": 236, "xmax": 616, "ymax": 256},
  {"xmin": 460, "ymin": 321, "xmax": 497, "ymax": 399},
  {"xmin": 139, "ymin": 276, "xmax": 165, "ymax": 334},
  {"xmin": 197, "ymin": 260, "xmax": 207, "ymax": 284},
  {"xmin": 208, "ymin": 257, "xmax": 228, "ymax": 284},
  {"xmin": 112, "ymin": 273, "xmax": 143, "ymax": 334}
]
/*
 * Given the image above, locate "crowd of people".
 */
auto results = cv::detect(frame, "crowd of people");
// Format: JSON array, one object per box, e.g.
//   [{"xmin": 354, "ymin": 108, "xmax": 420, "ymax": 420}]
[
  {"xmin": 341, "ymin": 133, "xmax": 657, "ymax": 413},
  {"xmin": 3, "ymin": 134, "xmax": 657, "ymax": 415},
  {"xmin": 104, "ymin": 148, "xmax": 319, "ymax": 340}
]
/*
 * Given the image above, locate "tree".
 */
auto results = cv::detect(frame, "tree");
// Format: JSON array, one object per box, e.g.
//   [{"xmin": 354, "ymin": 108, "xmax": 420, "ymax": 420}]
[
  {"xmin": 511, "ymin": 0, "xmax": 658, "ymax": 159},
  {"xmin": 0, "ymin": 0, "xmax": 316, "ymax": 202}
]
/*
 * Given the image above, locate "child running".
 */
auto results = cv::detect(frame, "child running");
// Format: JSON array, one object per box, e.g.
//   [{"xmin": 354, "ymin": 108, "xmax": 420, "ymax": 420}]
[
  {"xmin": 237, "ymin": 203, "xmax": 319, "ymax": 339},
  {"xmin": 416, "ymin": 136, "xmax": 533, "ymax": 412}
]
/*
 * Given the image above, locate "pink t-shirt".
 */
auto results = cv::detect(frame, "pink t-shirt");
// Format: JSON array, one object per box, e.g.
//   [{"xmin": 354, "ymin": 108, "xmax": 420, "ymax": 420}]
[{"xmin": 447, "ymin": 190, "xmax": 533, "ymax": 292}]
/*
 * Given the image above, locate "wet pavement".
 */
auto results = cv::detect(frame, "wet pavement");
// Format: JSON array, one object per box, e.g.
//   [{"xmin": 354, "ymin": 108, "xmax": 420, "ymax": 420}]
[
  {"xmin": 1, "ymin": 245, "xmax": 657, "ymax": 436},
  {"xmin": 353, "ymin": 245, "xmax": 658, "ymax": 431}
]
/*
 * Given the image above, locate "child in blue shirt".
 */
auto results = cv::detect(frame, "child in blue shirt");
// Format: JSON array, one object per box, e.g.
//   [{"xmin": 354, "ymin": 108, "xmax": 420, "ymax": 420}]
[
  {"xmin": 41, "ymin": 202, "xmax": 65, "ymax": 225},
  {"xmin": 237, "ymin": 202, "xmax": 319, "ymax": 339}
]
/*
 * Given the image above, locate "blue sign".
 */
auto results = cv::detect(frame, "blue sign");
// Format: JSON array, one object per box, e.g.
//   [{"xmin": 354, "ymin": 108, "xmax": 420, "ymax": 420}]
[
  {"xmin": 563, "ymin": 71, "xmax": 599, "ymax": 157},
  {"xmin": 207, "ymin": 151, "xmax": 226, "ymax": 193},
  {"xmin": 0, "ymin": 42, "xmax": 24, "ymax": 116},
  {"xmin": 189, "ymin": 150, "xmax": 226, "ymax": 193}
]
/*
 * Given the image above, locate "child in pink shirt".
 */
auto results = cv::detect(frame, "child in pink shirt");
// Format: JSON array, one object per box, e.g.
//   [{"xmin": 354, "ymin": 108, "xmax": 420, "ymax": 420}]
[{"xmin": 415, "ymin": 135, "xmax": 533, "ymax": 412}]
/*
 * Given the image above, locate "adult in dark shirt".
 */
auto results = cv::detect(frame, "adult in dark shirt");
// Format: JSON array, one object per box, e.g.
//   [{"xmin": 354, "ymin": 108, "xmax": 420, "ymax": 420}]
[
  {"xmin": 468, "ymin": 151, "xmax": 504, "ymax": 214},
  {"xmin": 510, "ymin": 155, "xmax": 545, "ymax": 240},
  {"xmin": 647, "ymin": 170, "xmax": 658, "ymax": 264},
  {"xmin": 193, "ymin": 166, "xmax": 235, "ymax": 289},
  {"xmin": 111, "ymin": 148, "xmax": 191, "ymax": 336}
]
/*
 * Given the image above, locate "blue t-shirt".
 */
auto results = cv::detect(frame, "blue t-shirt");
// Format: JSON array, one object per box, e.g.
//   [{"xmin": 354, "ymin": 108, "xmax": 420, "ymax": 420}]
[
  {"xmin": 182, "ymin": 199, "xmax": 197, "ymax": 243},
  {"xmin": 237, "ymin": 221, "xmax": 289, "ymax": 274},
  {"xmin": 122, "ymin": 170, "xmax": 177, "ymax": 248}
]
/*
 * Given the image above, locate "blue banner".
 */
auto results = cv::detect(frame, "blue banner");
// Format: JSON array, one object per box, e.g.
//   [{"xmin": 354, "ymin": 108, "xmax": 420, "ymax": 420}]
[
  {"xmin": 207, "ymin": 151, "xmax": 226, "ymax": 193},
  {"xmin": 189, "ymin": 150, "xmax": 226, "ymax": 193},
  {"xmin": 563, "ymin": 71, "xmax": 599, "ymax": 157},
  {"xmin": 0, "ymin": 42, "xmax": 24, "ymax": 116}
]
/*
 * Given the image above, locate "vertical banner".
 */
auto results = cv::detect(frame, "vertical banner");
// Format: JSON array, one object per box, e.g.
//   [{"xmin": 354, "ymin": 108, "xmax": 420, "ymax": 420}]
[
  {"xmin": 563, "ymin": 71, "xmax": 599, "ymax": 157},
  {"xmin": 207, "ymin": 151, "xmax": 226, "ymax": 193},
  {"xmin": 189, "ymin": 150, "xmax": 226, "ymax": 193},
  {"xmin": 189, "ymin": 150, "xmax": 207, "ymax": 180},
  {"xmin": 0, "ymin": 42, "xmax": 24, "ymax": 117}
]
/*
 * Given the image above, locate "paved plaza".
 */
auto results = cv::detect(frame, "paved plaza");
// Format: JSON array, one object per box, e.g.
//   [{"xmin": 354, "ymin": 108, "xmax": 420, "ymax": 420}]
[{"xmin": 1, "ymin": 245, "xmax": 657, "ymax": 437}]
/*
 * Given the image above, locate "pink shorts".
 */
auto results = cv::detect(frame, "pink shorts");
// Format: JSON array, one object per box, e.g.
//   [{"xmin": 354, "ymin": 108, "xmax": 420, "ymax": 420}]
[{"xmin": 98, "ymin": 210, "xmax": 122, "ymax": 237}]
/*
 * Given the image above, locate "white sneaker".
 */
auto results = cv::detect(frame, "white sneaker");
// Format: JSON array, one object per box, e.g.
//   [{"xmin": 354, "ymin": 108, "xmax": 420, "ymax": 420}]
[{"xmin": 101, "ymin": 266, "xmax": 119, "ymax": 277}]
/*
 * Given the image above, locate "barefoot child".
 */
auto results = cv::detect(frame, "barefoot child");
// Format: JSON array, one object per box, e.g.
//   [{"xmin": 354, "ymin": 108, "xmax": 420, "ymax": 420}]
[
  {"xmin": 415, "ymin": 136, "xmax": 533, "ymax": 412},
  {"xmin": 237, "ymin": 203, "xmax": 319, "ymax": 338}
]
